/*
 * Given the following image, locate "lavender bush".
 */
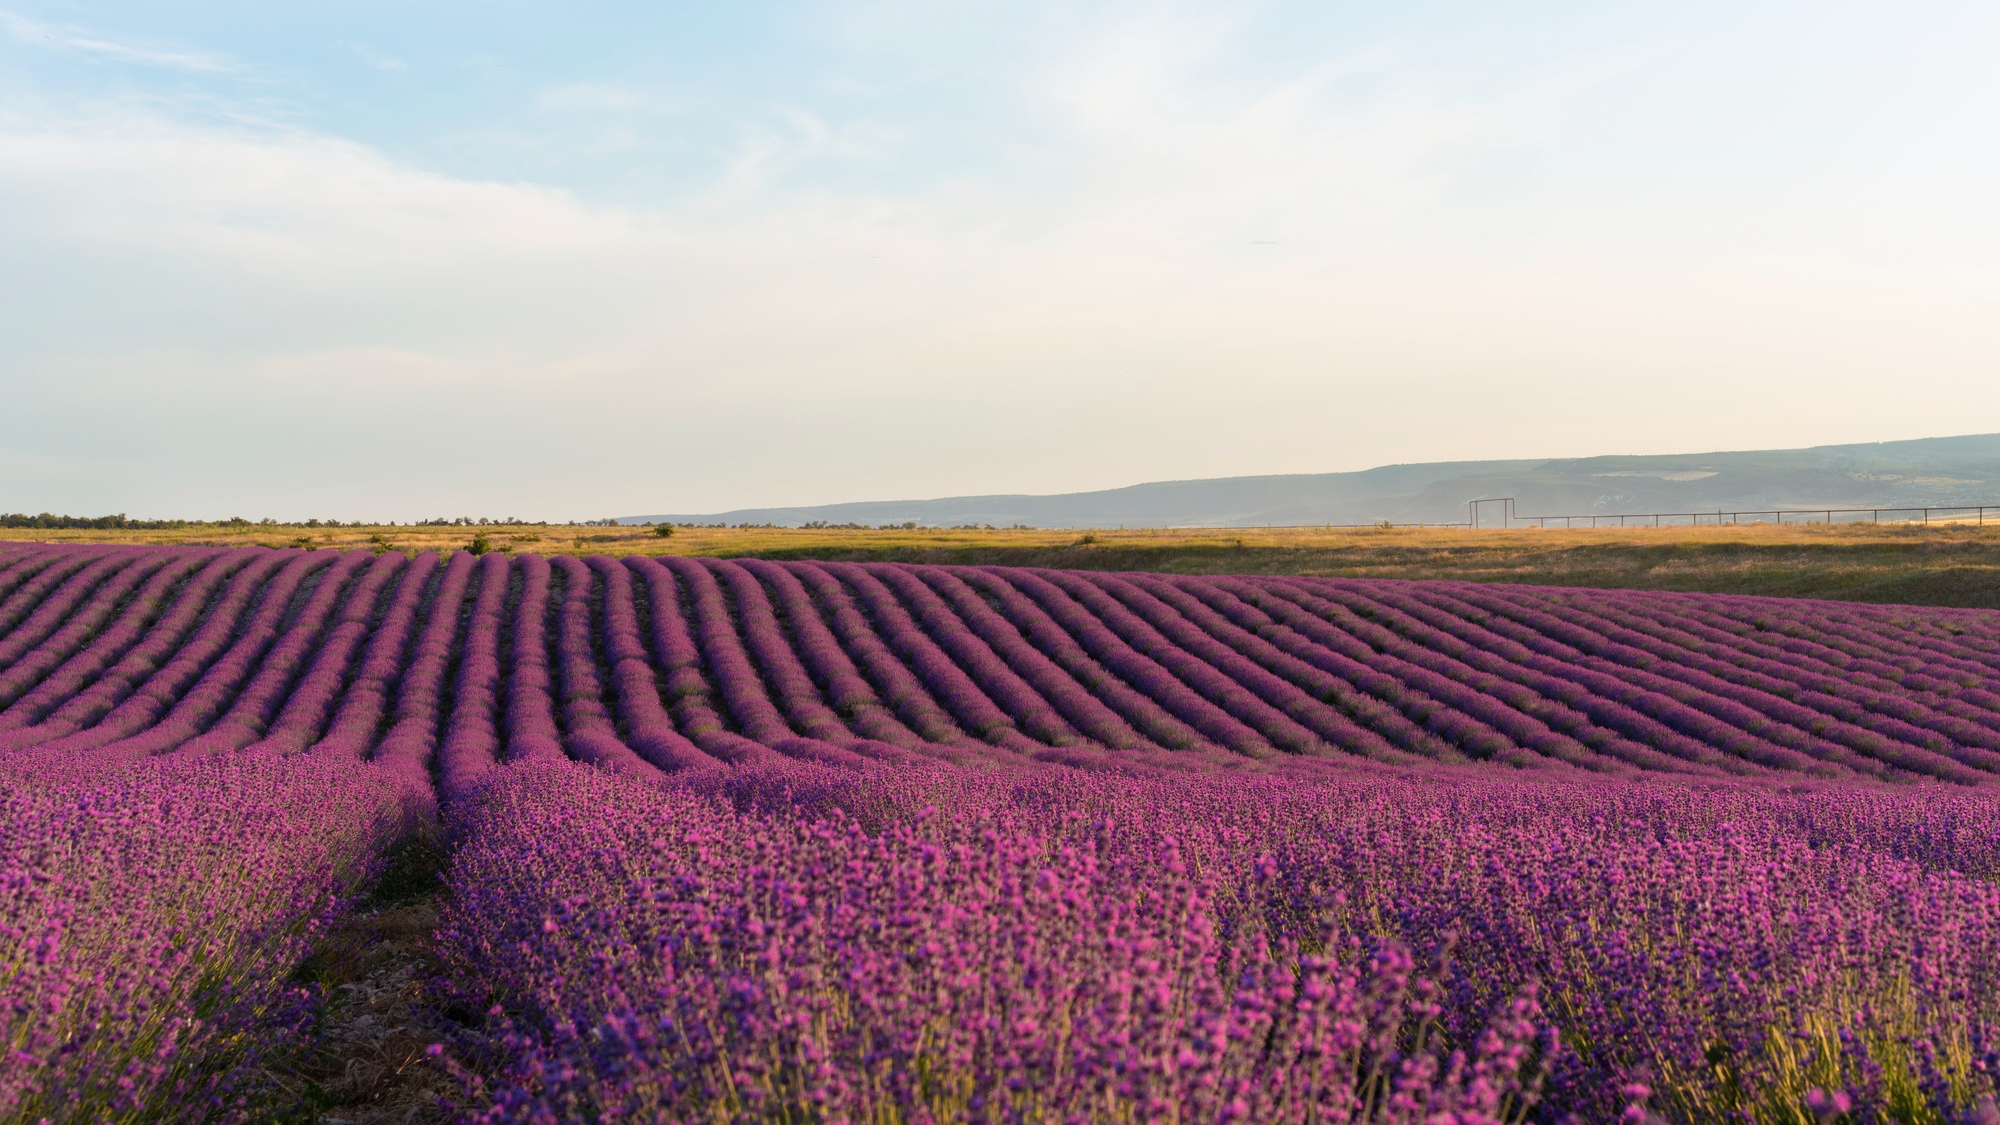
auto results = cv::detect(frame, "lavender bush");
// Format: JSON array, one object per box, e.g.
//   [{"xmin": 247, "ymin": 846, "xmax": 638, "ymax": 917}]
[
  {"xmin": 0, "ymin": 752, "xmax": 407, "ymax": 1122},
  {"xmin": 433, "ymin": 759, "xmax": 2000, "ymax": 1124},
  {"xmin": 437, "ymin": 759, "xmax": 1564, "ymax": 1125}
]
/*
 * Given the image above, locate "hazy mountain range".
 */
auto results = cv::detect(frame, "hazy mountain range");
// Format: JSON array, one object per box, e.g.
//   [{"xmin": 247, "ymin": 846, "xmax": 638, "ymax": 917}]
[{"xmin": 620, "ymin": 433, "xmax": 2000, "ymax": 529}]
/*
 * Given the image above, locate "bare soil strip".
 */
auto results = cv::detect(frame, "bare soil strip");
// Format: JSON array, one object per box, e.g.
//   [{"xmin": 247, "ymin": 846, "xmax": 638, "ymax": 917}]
[{"xmin": 272, "ymin": 837, "xmax": 454, "ymax": 1124}]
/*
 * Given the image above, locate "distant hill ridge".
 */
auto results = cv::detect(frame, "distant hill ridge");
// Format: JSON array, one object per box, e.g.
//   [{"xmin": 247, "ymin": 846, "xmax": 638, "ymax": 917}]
[{"xmin": 620, "ymin": 433, "xmax": 2000, "ymax": 530}]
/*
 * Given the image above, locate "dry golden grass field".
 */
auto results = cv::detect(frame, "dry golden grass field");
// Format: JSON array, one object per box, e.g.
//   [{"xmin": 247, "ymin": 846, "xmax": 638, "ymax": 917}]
[{"xmin": 8, "ymin": 520, "xmax": 2000, "ymax": 608}]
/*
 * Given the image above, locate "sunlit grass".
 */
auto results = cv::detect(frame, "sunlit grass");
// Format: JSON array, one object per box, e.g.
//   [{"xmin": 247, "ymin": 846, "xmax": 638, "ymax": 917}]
[{"xmin": 10, "ymin": 521, "xmax": 2000, "ymax": 607}]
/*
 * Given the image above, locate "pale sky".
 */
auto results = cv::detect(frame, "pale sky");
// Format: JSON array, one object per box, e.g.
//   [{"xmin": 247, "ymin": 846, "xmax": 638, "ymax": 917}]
[{"xmin": 3, "ymin": 1, "xmax": 1996, "ymax": 521}]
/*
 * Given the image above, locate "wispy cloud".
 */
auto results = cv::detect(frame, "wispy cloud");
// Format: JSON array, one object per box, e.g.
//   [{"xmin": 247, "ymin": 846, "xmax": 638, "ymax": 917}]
[
  {"xmin": 333, "ymin": 39, "xmax": 407, "ymax": 72},
  {"xmin": 707, "ymin": 107, "xmax": 904, "ymax": 201},
  {"xmin": 1, "ymin": 9, "xmax": 239, "ymax": 72},
  {"xmin": 7, "ymin": 86, "xmax": 1994, "ymax": 518},
  {"xmin": 535, "ymin": 82, "xmax": 664, "ymax": 113}
]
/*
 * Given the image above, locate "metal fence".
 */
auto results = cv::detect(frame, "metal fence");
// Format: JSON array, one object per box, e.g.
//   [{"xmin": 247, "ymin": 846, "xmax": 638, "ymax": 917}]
[{"xmin": 1464, "ymin": 497, "xmax": 2000, "ymax": 529}]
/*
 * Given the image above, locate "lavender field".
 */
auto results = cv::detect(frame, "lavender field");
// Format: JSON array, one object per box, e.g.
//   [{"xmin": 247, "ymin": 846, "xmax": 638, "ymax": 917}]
[{"xmin": 2, "ymin": 542, "xmax": 1998, "ymax": 1123}]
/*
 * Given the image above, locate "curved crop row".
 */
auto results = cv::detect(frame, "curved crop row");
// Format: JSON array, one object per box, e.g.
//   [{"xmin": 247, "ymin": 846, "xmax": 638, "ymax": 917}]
[{"xmin": 0, "ymin": 546, "xmax": 1994, "ymax": 785}]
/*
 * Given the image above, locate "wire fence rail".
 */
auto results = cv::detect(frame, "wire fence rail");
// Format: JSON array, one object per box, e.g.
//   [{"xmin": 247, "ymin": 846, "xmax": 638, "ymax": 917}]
[
  {"xmin": 1174, "ymin": 501, "xmax": 2000, "ymax": 532},
  {"xmin": 1462, "ymin": 498, "xmax": 2000, "ymax": 529}
]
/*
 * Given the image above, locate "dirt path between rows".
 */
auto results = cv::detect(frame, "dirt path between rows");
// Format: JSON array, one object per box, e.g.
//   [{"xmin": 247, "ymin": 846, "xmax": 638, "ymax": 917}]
[{"xmin": 271, "ymin": 837, "xmax": 456, "ymax": 1124}]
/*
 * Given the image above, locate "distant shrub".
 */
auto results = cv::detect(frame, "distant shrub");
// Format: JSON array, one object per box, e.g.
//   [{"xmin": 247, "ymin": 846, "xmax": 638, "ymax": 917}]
[
  {"xmin": 653, "ymin": 525, "xmax": 674, "ymax": 539},
  {"xmin": 468, "ymin": 534, "xmax": 491, "ymax": 557}
]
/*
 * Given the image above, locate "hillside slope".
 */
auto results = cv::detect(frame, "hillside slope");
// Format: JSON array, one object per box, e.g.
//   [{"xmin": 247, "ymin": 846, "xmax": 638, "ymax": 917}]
[{"xmin": 622, "ymin": 433, "xmax": 2000, "ymax": 529}]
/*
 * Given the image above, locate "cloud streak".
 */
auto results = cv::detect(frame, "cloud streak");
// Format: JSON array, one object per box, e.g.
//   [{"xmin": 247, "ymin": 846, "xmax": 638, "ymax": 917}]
[
  {"xmin": 333, "ymin": 39, "xmax": 408, "ymax": 72},
  {"xmin": 2, "ymin": 9, "xmax": 239, "ymax": 72}
]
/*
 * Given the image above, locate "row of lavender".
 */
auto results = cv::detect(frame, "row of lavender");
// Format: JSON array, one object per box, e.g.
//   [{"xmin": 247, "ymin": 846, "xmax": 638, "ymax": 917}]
[
  {"xmin": 1, "ymin": 739, "xmax": 413, "ymax": 1120},
  {"xmin": 5, "ymin": 543, "xmax": 2000, "ymax": 785},
  {"xmin": 438, "ymin": 756, "xmax": 2000, "ymax": 1123}
]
